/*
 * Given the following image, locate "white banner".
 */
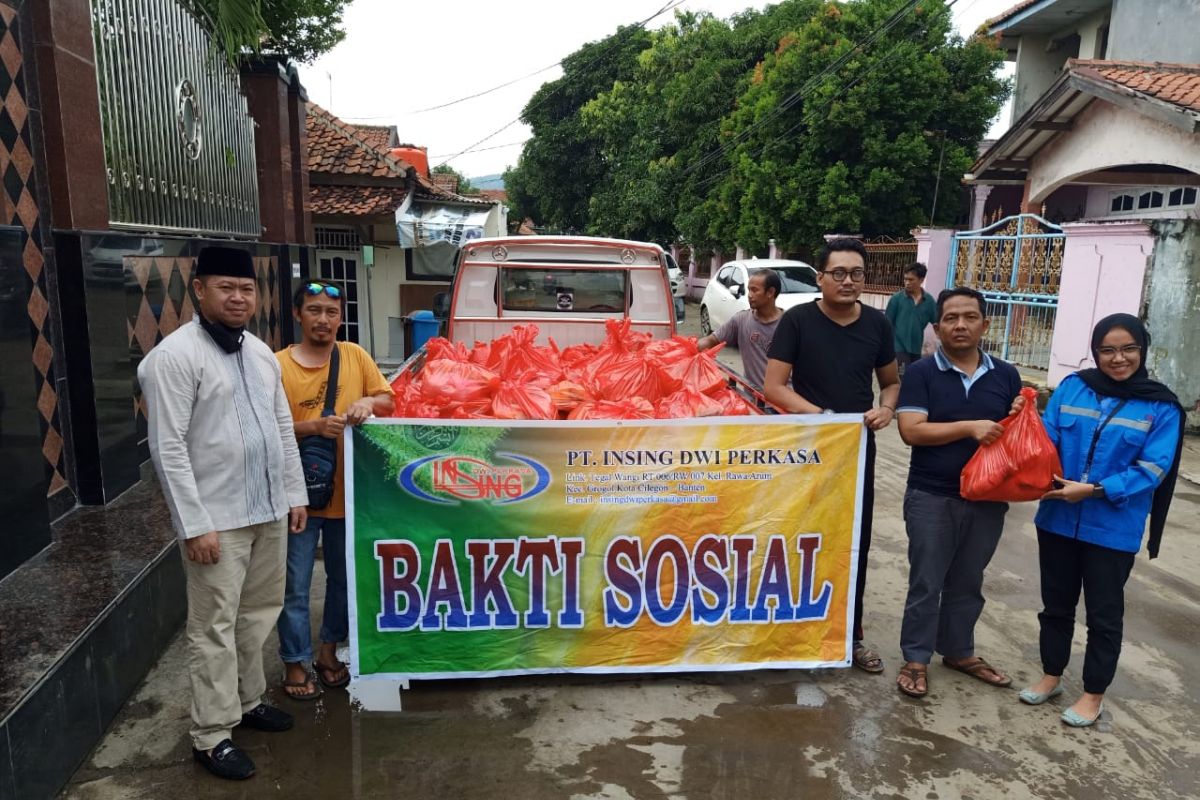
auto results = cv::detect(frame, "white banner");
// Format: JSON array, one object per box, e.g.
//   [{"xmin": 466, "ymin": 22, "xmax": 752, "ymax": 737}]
[{"xmin": 397, "ymin": 203, "xmax": 491, "ymax": 248}]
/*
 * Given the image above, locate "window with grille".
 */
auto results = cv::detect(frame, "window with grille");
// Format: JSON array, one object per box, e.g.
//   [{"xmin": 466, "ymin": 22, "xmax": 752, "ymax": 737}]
[
  {"xmin": 315, "ymin": 226, "xmax": 363, "ymax": 252},
  {"xmin": 316, "ymin": 254, "xmax": 361, "ymax": 343}
]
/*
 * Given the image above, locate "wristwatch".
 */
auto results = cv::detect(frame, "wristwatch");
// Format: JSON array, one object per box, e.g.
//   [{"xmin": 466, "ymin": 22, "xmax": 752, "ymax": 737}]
[{"xmin": 1091, "ymin": 483, "xmax": 1105, "ymax": 498}]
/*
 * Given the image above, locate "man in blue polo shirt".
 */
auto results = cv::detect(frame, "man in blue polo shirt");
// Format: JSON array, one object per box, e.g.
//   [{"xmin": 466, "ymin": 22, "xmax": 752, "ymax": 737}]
[{"xmin": 893, "ymin": 287, "xmax": 1023, "ymax": 699}]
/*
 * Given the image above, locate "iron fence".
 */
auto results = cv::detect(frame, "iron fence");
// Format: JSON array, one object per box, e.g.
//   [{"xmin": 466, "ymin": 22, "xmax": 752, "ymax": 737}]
[{"xmin": 862, "ymin": 237, "xmax": 918, "ymax": 295}]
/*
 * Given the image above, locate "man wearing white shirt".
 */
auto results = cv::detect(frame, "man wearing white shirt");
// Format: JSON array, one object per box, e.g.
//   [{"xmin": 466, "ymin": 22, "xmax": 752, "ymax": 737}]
[{"xmin": 138, "ymin": 246, "xmax": 308, "ymax": 781}]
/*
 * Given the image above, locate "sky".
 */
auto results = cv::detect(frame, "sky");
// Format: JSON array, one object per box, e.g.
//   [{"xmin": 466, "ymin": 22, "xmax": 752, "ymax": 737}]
[{"xmin": 298, "ymin": 0, "xmax": 1017, "ymax": 179}]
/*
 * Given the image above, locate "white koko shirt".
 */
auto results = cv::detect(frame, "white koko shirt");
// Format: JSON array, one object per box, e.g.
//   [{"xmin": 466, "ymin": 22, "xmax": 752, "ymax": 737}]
[{"xmin": 137, "ymin": 318, "xmax": 308, "ymax": 538}]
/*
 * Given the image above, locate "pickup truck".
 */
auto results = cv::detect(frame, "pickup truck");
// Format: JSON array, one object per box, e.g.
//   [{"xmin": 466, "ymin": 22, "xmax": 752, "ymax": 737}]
[{"xmin": 397, "ymin": 236, "xmax": 767, "ymax": 412}]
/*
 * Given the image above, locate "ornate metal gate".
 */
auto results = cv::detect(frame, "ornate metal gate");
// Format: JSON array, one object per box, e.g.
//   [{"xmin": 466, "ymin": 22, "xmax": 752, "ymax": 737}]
[
  {"xmin": 948, "ymin": 214, "xmax": 1065, "ymax": 370},
  {"xmin": 90, "ymin": 0, "xmax": 260, "ymax": 237}
]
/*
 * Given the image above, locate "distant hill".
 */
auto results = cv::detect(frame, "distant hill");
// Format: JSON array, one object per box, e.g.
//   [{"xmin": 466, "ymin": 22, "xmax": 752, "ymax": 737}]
[{"xmin": 470, "ymin": 174, "xmax": 505, "ymax": 190}]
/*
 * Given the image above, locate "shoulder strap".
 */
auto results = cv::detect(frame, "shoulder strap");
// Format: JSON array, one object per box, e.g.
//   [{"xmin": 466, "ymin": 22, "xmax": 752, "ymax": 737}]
[{"xmin": 323, "ymin": 344, "xmax": 340, "ymax": 416}]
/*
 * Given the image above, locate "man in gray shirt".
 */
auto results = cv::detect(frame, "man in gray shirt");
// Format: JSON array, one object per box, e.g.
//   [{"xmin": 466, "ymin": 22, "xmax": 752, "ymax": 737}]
[
  {"xmin": 138, "ymin": 247, "xmax": 308, "ymax": 781},
  {"xmin": 698, "ymin": 268, "xmax": 783, "ymax": 389}
]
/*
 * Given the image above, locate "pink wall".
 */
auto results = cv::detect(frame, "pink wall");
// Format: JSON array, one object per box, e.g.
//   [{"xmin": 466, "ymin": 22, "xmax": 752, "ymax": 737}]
[
  {"xmin": 914, "ymin": 228, "xmax": 955, "ymax": 296},
  {"xmin": 1048, "ymin": 222, "xmax": 1154, "ymax": 387}
]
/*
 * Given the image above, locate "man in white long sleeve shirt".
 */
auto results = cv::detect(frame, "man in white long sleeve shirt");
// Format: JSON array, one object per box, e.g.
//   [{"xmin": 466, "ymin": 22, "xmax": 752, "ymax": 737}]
[{"xmin": 138, "ymin": 246, "xmax": 308, "ymax": 781}]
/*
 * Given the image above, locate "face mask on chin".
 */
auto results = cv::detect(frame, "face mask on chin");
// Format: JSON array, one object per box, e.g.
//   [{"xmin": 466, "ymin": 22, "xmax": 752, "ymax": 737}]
[{"xmin": 199, "ymin": 313, "xmax": 245, "ymax": 353}]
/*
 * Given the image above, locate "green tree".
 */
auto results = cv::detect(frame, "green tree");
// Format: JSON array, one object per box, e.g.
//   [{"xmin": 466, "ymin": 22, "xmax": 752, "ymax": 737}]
[
  {"xmin": 581, "ymin": 3, "xmax": 821, "ymax": 246},
  {"xmin": 192, "ymin": 0, "xmax": 349, "ymax": 64},
  {"xmin": 701, "ymin": 0, "xmax": 1007, "ymax": 251},
  {"xmin": 510, "ymin": 0, "xmax": 1007, "ymax": 252},
  {"xmin": 503, "ymin": 25, "xmax": 654, "ymax": 232}
]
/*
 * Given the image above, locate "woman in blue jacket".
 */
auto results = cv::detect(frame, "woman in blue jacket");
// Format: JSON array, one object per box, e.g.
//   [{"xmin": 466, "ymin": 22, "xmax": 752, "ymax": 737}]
[{"xmin": 1019, "ymin": 314, "xmax": 1185, "ymax": 727}]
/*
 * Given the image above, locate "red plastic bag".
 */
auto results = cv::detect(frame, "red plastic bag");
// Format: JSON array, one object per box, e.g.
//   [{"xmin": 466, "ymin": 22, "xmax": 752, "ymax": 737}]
[
  {"xmin": 568, "ymin": 398, "xmax": 655, "ymax": 420},
  {"xmin": 418, "ymin": 360, "xmax": 498, "ymax": 411},
  {"xmin": 425, "ymin": 337, "xmax": 471, "ymax": 363},
  {"xmin": 491, "ymin": 377, "xmax": 556, "ymax": 420},
  {"xmin": 960, "ymin": 387, "xmax": 1062, "ymax": 502},
  {"xmin": 710, "ymin": 388, "xmax": 752, "ymax": 416},
  {"xmin": 656, "ymin": 386, "xmax": 725, "ymax": 419},
  {"xmin": 664, "ymin": 343, "xmax": 728, "ymax": 396},
  {"xmin": 593, "ymin": 354, "xmax": 670, "ymax": 402},
  {"xmin": 548, "ymin": 380, "xmax": 593, "ymax": 415}
]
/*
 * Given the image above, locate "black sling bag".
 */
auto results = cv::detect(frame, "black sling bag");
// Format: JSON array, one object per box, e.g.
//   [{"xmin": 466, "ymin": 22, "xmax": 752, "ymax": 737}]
[{"xmin": 298, "ymin": 345, "xmax": 341, "ymax": 510}]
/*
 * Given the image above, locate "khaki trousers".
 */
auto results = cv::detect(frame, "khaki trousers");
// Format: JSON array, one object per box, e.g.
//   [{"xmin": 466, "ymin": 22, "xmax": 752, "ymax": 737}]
[{"xmin": 180, "ymin": 518, "xmax": 287, "ymax": 750}]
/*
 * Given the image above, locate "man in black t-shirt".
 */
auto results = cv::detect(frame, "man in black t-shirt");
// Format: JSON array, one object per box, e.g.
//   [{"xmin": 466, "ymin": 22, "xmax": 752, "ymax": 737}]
[
  {"xmin": 765, "ymin": 238, "xmax": 900, "ymax": 674},
  {"xmin": 892, "ymin": 288, "xmax": 1022, "ymax": 699}
]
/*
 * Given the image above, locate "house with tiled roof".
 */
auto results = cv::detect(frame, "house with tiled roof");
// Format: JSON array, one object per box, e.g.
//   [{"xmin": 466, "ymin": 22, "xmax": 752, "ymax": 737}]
[
  {"xmin": 949, "ymin": 0, "xmax": 1200, "ymax": 426},
  {"xmin": 966, "ymin": 0, "xmax": 1200, "ymax": 225},
  {"xmin": 305, "ymin": 103, "xmax": 504, "ymax": 360}
]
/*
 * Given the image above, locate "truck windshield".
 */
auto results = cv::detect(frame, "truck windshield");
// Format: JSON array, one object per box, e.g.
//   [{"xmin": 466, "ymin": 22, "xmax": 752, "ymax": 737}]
[{"xmin": 501, "ymin": 269, "xmax": 627, "ymax": 313}]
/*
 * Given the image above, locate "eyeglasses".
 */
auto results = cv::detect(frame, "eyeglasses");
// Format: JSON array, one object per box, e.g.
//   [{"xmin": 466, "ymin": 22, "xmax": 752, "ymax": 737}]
[
  {"xmin": 304, "ymin": 282, "xmax": 341, "ymax": 299},
  {"xmin": 1096, "ymin": 344, "xmax": 1141, "ymax": 358},
  {"xmin": 821, "ymin": 268, "xmax": 866, "ymax": 282}
]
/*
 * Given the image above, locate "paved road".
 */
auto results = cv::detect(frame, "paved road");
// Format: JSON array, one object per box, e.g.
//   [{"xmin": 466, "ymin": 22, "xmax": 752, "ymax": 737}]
[{"xmin": 64, "ymin": 315, "xmax": 1200, "ymax": 799}]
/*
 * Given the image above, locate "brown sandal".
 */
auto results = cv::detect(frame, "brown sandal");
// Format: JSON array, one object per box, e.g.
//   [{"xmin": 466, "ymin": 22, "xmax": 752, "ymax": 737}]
[
  {"xmin": 942, "ymin": 656, "xmax": 1012, "ymax": 687},
  {"xmin": 313, "ymin": 658, "xmax": 350, "ymax": 689},
  {"xmin": 281, "ymin": 673, "xmax": 322, "ymax": 701},
  {"xmin": 853, "ymin": 644, "xmax": 885, "ymax": 674},
  {"xmin": 897, "ymin": 666, "xmax": 928, "ymax": 698}
]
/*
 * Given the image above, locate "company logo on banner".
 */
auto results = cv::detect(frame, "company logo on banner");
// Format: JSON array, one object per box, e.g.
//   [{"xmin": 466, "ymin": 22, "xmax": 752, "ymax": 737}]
[
  {"xmin": 399, "ymin": 453, "xmax": 551, "ymax": 504},
  {"xmin": 349, "ymin": 417, "xmax": 866, "ymax": 681}
]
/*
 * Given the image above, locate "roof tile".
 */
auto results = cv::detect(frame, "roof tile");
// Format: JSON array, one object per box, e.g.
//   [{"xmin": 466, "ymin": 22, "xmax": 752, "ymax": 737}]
[
  {"xmin": 306, "ymin": 103, "xmax": 411, "ymax": 178},
  {"xmin": 1073, "ymin": 60, "xmax": 1200, "ymax": 114},
  {"xmin": 310, "ymin": 184, "xmax": 409, "ymax": 217}
]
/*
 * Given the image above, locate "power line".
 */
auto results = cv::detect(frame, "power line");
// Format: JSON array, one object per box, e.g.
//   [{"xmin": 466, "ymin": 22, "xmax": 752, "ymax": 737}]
[
  {"xmin": 678, "ymin": 0, "xmax": 925, "ymax": 180},
  {"xmin": 690, "ymin": 0, "xmax": 958, "ymax": 192},
  {"xmin": 429, "ymin": 140, "xmax": 529, "ymax": 159},
  {"xmin": 408, "ymin": 63, "xmax": 562, "ymax": 115},
  {"xmin": 434, "ymin": 0, "xmax": 687, "ymax": 168}
]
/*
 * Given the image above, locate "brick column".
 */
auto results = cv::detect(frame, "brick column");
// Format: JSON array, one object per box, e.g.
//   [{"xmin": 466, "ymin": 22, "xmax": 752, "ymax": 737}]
[{"xmin": 29, "ymin": 0, "xmax": 108, "ymax": 230}]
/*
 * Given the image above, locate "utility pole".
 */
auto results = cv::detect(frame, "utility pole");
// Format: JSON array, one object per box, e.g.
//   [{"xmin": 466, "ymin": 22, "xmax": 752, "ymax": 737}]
[{"xmin": 929, "ymin": 129, "xmax": 947, "ymax": 225}]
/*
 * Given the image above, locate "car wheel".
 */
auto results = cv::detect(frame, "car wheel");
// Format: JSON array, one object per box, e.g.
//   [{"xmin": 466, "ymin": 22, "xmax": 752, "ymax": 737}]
[{"xmin": 700, "ymin": 305, "xmax": 711, "ymax": 336}]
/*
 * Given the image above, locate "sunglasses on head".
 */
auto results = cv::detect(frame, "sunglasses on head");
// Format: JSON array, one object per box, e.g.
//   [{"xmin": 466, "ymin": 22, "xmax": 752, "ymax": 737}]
[{"xmin": 304, "ymin": 282, "xmax": 341, "ymax": 299}]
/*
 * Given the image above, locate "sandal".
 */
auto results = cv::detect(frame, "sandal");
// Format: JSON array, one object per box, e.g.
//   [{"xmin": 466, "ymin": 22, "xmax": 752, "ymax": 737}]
[
  {"xmin": 281, "ymin": 670, "xmax": 322, "ymax": 702},
  {"xmin": 852, "ymin": 643, "xmax": 885, "ymax": 674},
  {"xmin": 942, "ymin": 656, "xmax": 1012, "ymax": 687},
  {"xmin": 897, "ymin": 665, "xmax": 928, "ymax": 698},
  {"xmin": 313, "ymin": 658, "xmax": 351, "ymax": 689}
]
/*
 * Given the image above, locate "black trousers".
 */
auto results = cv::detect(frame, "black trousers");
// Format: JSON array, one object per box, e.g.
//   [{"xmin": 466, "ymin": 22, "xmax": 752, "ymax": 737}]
[
  {"xmin": 1037, "ymin": 528, "xmax": 1135, "ymax": 694},
  {"xmin": 854, "ymin": 432, "xmax": 875, "ymax": 642}
]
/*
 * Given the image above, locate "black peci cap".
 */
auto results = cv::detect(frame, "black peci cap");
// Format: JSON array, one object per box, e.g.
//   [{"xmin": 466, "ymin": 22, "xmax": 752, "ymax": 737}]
[{"xmin": 196, "ymin": 246, "xmax": 256, "ymax": 280}]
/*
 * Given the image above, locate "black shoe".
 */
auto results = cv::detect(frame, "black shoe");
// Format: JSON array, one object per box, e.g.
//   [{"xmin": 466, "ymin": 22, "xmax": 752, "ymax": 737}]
[
  {"xmin": 193, "ymin": 739, "xmax": 255, "ymax": 780},
  {"xmin": 239, "ymin": 703, "xmax": 294, "ymax": 732}
]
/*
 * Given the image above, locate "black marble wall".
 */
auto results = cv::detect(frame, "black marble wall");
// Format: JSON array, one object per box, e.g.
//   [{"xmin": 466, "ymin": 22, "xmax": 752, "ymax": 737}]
[
  {"xmin": 56, "ymin": 231, "xmax": 305, "ymax": 505},
  {"xmin": 0, "ymin": 224, "xmax": 51, "ymax": 580}
]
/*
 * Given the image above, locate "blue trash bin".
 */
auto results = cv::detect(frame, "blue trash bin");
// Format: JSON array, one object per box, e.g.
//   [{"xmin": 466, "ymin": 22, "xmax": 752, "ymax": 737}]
[{"xmin": 410, "ymin": 310, "xmax": 440, "ymax": 353}]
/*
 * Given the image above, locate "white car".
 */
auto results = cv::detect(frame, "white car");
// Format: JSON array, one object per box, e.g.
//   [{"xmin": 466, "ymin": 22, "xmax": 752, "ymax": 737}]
[
  {"xmin": 664, "ymin": 251, "xmax": 686, "ymax": 320},
  {"xmin": 699, "ymin": 259, "xmax": 820, "ymax": 335}
]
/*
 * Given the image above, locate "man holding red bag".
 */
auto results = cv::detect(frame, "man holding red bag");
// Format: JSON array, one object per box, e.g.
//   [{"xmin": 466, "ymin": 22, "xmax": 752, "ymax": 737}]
[{"xmin": 893, "ymin": 287, "xmax": 1024, "ymax": 698}]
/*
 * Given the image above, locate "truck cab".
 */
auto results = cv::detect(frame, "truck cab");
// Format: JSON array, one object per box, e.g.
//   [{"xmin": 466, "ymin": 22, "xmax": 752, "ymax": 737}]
[{"xmin": 447, "ymin": 237, "xmax": 676, "ymax": 348}]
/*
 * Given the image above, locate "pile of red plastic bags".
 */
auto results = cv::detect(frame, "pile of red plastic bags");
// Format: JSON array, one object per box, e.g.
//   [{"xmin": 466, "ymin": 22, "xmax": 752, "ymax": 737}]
[{"xmin": 391, "ymin": 321, "xmax": 752, "ymax": 420}]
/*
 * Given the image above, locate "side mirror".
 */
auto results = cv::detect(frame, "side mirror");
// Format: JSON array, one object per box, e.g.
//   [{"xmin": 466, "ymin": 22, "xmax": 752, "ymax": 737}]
[
  {"xmin": 732, "ymin": 285, "xmax": 744, "ymax": 299},
  {"xmin": 433, "ymin": 292, "xmax": 450, "ymax": 318}
]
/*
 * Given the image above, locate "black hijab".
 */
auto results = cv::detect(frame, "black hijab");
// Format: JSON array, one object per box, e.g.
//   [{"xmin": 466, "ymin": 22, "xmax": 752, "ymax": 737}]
[{"xmin": 1077, "ymin": 313, "xmax": 1185, "ymax": 558}]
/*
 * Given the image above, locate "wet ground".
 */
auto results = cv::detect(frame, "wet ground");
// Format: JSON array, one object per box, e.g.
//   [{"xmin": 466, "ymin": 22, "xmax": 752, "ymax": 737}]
[{"xmin": 62, "ymin": 312, "xmax": 1200, "ymax": 799}]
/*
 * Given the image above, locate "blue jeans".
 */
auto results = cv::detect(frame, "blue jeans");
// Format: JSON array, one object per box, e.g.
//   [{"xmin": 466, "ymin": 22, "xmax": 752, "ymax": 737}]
[{"xmin": 277, "ymin": 516, "xmax": 348, "ymax": 664}]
